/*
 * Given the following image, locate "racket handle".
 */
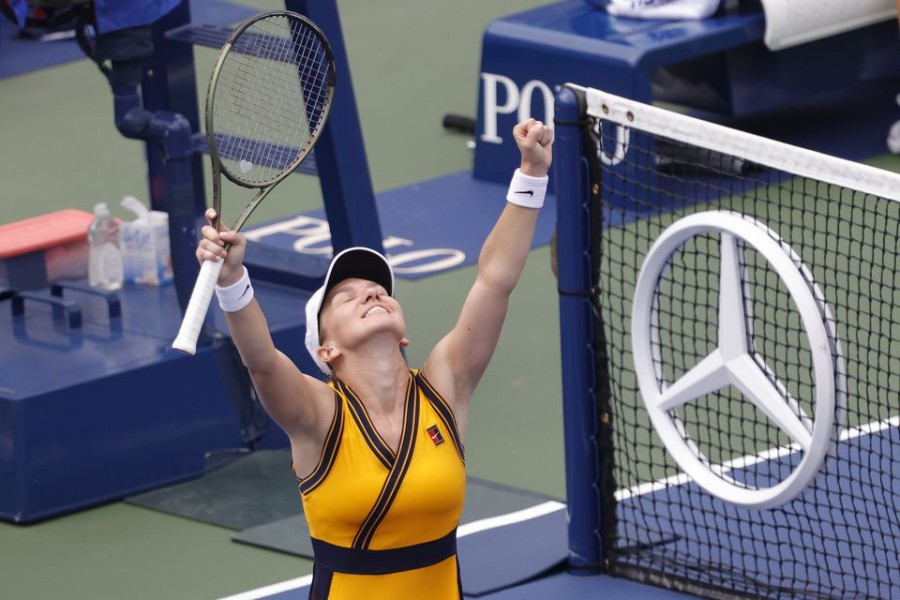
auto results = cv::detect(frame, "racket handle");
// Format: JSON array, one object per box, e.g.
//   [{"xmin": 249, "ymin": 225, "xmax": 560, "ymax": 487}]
[{"xmin": 172, "ymin": 259, "xmax": 225, "ymax": 355}]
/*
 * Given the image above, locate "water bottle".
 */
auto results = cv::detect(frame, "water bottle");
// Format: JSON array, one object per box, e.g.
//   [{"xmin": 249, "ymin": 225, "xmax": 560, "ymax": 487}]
[{"xmin": 88, "ymin": 202, "xmax": 124, "ymax": 290}]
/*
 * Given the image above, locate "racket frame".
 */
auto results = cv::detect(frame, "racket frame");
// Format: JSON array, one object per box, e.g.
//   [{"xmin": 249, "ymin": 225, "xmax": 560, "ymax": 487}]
[
  {"xmin": 206, "ymin": 10, "xmax": 336, "ymax": 233},
  {"xmin": 172, "ymin": 10, "xmax": 335, "ymax": 355}
]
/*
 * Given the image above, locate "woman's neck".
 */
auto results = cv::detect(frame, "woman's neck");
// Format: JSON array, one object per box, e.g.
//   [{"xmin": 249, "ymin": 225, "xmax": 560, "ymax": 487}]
[{"xmin": 335, "ymin": 351, "xmax": 409, "ymax": 416}]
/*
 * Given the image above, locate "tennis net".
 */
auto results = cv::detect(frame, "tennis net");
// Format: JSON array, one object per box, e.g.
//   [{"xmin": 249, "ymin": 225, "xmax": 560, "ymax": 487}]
[{"xmin": 560, "ymin": 84, "xmax": 900, "ymax": 599}]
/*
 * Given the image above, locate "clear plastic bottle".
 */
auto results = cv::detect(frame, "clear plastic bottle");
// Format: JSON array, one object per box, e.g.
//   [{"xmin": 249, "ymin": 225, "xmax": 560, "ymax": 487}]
[{"xmin": 88, "ymin": 202, "xmax": 124, "ymax": 290}]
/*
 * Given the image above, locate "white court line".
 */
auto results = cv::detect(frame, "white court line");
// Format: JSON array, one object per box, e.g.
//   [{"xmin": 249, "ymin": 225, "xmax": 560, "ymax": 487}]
[
  {"xmin": 616, "ymin": 415, "xmax": 900, "ymax": 501},
  {"xmin": 216, "ymin": 500, "xmax": 566, "ymax": 600},
  {"xmin": 457, "ymin": 500, "xmax": 566, "ymax": 537},
  {"xmin": 217, "ymin": 575, "xmax": 314, "ymax": 600}
]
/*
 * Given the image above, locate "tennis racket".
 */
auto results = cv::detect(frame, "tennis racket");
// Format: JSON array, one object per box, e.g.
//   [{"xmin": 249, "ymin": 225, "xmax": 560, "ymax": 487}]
[{"xmin": 172, "ymin": 10, "xmax": 335, "ymax": 355}]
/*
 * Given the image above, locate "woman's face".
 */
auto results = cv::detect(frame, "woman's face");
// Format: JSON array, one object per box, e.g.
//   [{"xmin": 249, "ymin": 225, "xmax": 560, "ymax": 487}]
[{"xmin": 318, "ymin": 277, "xmax": 406, "ymax": 353}]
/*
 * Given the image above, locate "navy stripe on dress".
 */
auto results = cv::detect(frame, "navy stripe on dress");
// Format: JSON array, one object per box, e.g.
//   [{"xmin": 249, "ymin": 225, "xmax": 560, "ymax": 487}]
[
  {"xmin": 336, "ymin": 379, "xmax": 394, "ymax": 469},
  {"xmin": 298, "ymin": 393, "xmax": 344, "ymax": 496},
  {"xmin": 308, "ymin": 561, "xmax": 334, "ymax": 600},
  {"xmin": 352, "ymin": 373, "xmax": 419, "ymax": 549},
  {"xmin": 312, "ymin": 527, "xmax": 457, "ymax": 575}
]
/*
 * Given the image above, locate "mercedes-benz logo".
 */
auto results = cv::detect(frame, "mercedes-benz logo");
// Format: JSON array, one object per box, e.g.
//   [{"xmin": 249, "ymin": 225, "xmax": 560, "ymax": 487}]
[{"xmin": 631, "ymin": 211, "xmax": 845, "ymax": 508}]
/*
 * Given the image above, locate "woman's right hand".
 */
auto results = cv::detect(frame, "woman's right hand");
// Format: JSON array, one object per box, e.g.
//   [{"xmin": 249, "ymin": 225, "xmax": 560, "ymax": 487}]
[
  {"xmin": 197, "ymin": 208, "xmax": 247, "ymax": 286},
  {"xmin": 513, "ymin": 118, "xmax": 553, "ymax": 178}
]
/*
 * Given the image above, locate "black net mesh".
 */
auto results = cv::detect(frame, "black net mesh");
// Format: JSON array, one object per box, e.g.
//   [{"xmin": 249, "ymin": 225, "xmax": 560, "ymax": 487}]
[{"xmin": 580, "ymin": 106, "xmax": 900, "ymax": 599}]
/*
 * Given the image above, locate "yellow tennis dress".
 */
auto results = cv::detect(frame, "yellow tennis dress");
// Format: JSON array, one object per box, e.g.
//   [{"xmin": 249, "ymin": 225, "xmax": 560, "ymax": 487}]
[{"xmin": 296, "ymin": 369, "xmax": 466, "ymax": 599}]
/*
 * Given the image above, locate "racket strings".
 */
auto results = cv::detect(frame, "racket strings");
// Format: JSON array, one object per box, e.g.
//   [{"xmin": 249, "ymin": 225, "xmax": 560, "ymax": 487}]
[{"xmin": 213, "ymin": 14, "xmax": 332, "ymax": 186}]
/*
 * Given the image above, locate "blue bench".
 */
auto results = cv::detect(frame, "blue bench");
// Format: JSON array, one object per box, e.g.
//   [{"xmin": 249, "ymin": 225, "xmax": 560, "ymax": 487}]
[{"xmin": 472, "ymin": 0, "xmax": 900, "ymax": 187}]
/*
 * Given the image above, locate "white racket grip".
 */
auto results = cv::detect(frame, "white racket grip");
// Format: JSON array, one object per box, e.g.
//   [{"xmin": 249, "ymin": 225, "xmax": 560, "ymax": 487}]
[{"xmin": 171, "ymin": 259, "xmax": 224, "ymax": 355}]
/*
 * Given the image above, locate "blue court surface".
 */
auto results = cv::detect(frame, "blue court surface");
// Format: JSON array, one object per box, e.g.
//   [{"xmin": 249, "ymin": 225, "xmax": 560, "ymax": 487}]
[
  {"xmin": 243, "ymin": 173, "xmax": 557, "ymax": 281},
  {"xmin": 613, "ymin": 421, "xmax": 900, "ymax": 599}
]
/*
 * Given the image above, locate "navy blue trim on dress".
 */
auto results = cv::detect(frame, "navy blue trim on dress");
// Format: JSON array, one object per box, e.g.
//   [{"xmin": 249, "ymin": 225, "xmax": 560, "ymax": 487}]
[
  {"xmin": 298, "ymin": 392, "xmax": 344, "ymax": 496},
  {"xmin": 311, "ymin": 527, "xmax": 457, "ymax": 575},
  {"xmin": 336, "ymin": 379, "xmax": 394, "ymax": 470},
  {"xmin": 416, "ymin": 372, "xmax": 465, "ymax": 462},
  {"xmin": 352, "ymin": 373, "xmax": 419, "ymax": 549},
  {"xmin": 308, "ymin": 562, "xmax": 334, "ymax": 600}
]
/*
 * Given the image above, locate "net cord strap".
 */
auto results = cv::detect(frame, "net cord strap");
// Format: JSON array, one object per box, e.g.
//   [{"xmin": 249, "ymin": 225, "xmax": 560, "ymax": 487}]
[
  {"xmin": 583, "ymin": 115, "xmax": 621, "ymax": 571},
  {"xmin": 573, "ymin": 84, "xmax": 900, "ymax": 203}
]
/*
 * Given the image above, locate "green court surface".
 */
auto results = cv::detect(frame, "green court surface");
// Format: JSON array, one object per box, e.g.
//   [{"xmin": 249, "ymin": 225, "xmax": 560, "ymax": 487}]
[
  {"xmin": 0, "ymin": 1, "xmax": 562, "ymax": 599},
  {"xmin": 5, "ymin": 2, "xmax": 900, "ymax": 599}
]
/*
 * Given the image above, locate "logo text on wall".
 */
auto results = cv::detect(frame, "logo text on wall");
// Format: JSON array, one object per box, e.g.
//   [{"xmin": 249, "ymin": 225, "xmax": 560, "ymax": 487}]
[
  {"xmin": 244, "ymin": 215, "xmax": 466, "ymax": 276},
  {"xmin": 480, "ymin": 73, "xmax": 554, "ymax": 144}
]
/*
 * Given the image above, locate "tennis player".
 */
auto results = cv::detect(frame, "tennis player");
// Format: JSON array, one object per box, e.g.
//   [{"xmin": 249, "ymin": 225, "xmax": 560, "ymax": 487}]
[{"xmin": 196, "ymin": 118, "xmax": 553, "ymax": 599}]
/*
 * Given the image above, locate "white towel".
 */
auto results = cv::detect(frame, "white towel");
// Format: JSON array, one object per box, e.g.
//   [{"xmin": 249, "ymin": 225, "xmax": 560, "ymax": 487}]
[
  {"xmin": 760, "ymin": 0, "xmax": 897, "ymax": 50},
  {"xmin": 605, "ymin": 0, "xmax": 722, "ymax": 20}
]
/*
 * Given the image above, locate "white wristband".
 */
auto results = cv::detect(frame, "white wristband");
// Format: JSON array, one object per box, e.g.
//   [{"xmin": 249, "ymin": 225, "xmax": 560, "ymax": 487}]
[
  {"xmin": 215, "ymin": 266, "xmax": 254, "ymax": 312},
  {"xmin": 506, "ymin": 168, "xmax": 548, "ymax": 209}
]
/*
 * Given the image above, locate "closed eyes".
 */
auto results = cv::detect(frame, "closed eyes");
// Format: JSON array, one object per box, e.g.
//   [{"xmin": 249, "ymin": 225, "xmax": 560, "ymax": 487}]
[{"xmin": 331, "ymin": 284, "xmax": 387, "ymax": 307}]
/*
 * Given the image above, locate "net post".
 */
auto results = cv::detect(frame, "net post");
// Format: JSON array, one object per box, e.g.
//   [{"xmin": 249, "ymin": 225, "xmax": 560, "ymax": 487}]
[{"xmin": 554, "ymin": 85, "xmax": 603, "ymax": 572}]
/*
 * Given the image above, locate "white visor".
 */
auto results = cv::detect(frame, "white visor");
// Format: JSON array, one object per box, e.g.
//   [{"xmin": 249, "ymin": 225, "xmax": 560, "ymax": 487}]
[{"xmin": 304, "ymin": 247, "xmax": 394, "ymax": 374}]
